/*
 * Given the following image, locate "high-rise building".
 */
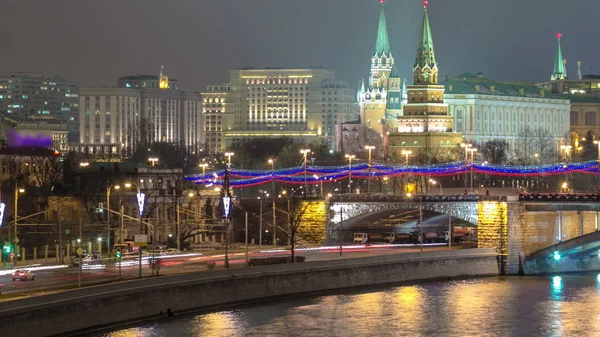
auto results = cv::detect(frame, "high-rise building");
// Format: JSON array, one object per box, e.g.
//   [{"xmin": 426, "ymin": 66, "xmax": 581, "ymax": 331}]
[
  {"xmin": 0, "ymin": 72, "xmax": 79, "ymax": 140},
  {"xmin": 77, "ymin": 68, "xmax": 202, "ymax": 158},
  {"xmin": 388, "ymin": 1, "xmax": 462, "ymax": 159},
  {"xmin": 202, "ymin": 68, "xmax": 355, "ymax": 153},
  {"xmin": 342, "ymin": 1, "xmax": 403, "ymax": 157}
]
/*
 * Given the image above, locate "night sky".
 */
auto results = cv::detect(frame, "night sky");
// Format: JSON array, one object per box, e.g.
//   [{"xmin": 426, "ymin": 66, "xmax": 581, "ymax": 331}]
[{"xmin": 1, "ymin": 0, "xmax": 597, "ymax": 91}]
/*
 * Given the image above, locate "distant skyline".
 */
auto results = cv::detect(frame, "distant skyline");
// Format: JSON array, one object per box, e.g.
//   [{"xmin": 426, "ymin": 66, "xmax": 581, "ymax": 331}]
[{"xmin": 0, "ymin": 0, "xmax": 598, "ymax": 91}]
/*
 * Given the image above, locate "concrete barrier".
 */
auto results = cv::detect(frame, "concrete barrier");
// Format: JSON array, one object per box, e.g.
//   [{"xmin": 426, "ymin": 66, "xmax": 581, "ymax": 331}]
[{"xmin": 0, "ymin": 248, "xmax": 498, "ymax": 337}]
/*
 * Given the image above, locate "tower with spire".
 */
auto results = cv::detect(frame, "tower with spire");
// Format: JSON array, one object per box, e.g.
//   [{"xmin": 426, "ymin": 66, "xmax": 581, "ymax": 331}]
[
  {"xmin": 389, "ymin": 0, "xmax": 462, "ymax": 158},
  {"xmin": 551, "ymin": 33, "xmax": 567, "ymax": 80},
  {"xmin": 356, "ymin": 0, "xmax": 403, "ymax": 153}
]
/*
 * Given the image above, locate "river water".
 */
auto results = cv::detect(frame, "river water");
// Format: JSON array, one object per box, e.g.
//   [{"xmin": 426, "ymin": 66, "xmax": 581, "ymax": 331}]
[{"xmin": 92, "ymin": 273, "xmax": 600, "ymax": 337}]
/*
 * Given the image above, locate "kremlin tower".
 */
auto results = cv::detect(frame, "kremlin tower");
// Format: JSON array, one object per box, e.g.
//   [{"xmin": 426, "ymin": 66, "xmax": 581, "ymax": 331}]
[{"xmin": 388, "ymin": 0, "xmax": 462, "ymax": 159}]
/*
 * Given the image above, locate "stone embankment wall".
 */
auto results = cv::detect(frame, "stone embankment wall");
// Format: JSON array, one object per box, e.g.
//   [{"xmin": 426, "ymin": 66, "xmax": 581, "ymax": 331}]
[{"xmin": 0, "ymin": 248, "xmax": 498, "ymax": 337}]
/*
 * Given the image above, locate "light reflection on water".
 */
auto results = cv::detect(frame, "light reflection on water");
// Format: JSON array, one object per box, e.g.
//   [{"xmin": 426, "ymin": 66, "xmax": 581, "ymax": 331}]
[{"xmin": 94, "ymin": 274, "xmax": 600, "ymax": 337}]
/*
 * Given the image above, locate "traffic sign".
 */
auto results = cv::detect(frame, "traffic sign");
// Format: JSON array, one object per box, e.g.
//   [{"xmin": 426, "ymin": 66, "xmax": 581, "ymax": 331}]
[
  {"xmin": 76, "ymin": 247, "xmax": 84, "ymax": 255},
  {"xmin": 134, "ymin": 234, "xmax": 148, "ymax": 247}
]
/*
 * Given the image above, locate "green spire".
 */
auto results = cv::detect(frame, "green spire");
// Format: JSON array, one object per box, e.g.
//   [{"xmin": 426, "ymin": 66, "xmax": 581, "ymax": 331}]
[
  {"xmin": 390, "ymin": 64, "xmax": 400, "ymax": 78},
  {"xmin": 374, "ymin": 2, "xmax": 391, "ymax": 56},
  {"xmin": 551, "ymin": 33, "xmax": 567, "ymax": 80},
  {"xmin": 414, "ymin": 6, "xmax": 436, "ymax": 69}
]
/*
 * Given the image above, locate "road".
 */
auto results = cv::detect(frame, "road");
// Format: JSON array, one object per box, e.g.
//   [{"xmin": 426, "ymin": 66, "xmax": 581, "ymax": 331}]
[{"xmin": 0, "ymin": 243, "xmax": 475, "ymax": 300}]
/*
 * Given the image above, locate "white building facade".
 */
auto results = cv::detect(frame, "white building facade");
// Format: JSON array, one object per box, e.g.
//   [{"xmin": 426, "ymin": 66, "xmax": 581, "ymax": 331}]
[
  {"xmin": 78, "ymin": 82, "xmax": 202, "ymax": 157},
  {"xmin": 442, "ymin": 73, "xmax": 570, "ymax": 154}
]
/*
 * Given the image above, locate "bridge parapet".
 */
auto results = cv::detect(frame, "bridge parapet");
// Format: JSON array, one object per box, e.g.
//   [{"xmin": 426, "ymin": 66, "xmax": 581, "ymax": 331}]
[
  {"xmin": 519, "ymin": 193, "xmax": 600, "ymax": 202},
  {"xmin": 331, "ymin": 194, "xmax": 480, "ymax": 203}
]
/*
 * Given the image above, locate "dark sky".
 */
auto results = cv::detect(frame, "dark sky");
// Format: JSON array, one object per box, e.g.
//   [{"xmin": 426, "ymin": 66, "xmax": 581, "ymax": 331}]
[{"xmin": 1, "ymin": 0, "xmax": 597, "ymax": 92}]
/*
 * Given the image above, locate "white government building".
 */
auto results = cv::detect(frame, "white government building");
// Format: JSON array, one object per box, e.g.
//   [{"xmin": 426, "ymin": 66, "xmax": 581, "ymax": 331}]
[{"xmin": 441, "ymin": 73, "xmax": 570, "ymax": 153}]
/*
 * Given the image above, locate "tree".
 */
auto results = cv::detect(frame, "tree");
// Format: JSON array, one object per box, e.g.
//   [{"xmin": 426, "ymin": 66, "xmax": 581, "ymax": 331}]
[
  {"xmin": 480, "ymin": 140, "xmax": 509, "ymax": 164},
  {"xmin": 283, "ymin": 197, "xmax": 312, "ymax": 263}
]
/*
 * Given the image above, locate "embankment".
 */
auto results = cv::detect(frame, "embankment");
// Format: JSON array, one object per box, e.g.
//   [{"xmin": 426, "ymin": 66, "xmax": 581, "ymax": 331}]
[{"xmin": 0, "ymin": 248, "xmax": 498, "ymax": 337}]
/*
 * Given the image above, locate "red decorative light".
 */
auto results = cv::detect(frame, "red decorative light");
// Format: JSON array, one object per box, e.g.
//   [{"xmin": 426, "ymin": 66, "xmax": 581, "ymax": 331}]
[
  {"xmin": 556, "ymin": 32, "xmax": 562, "ymax": 39},
  {"xmin": 380, "ymin": 0, "xmax": 385, "ymax": 3},
  {"xmin": 424, "ymin": 0, "xmax": 428, "ymax": 8}
]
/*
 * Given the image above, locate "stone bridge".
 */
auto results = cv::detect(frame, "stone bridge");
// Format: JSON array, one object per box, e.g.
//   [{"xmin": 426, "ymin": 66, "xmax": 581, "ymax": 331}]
[{"xmin": 327, "ymin": 193, "xmax": 600, "ymax": 275}]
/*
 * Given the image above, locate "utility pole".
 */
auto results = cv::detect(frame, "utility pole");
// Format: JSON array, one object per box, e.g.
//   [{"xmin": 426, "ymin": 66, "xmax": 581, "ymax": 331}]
[
  {"xmin": 259, "ymin": 198, "xmax": 263, "ymax": 247},
  {"xmin": 339, "ymin": 206, "xmax": 343, "ymax": 259},
  {"xmin": 78, "ymin": 217, "xmax": 82, "ymax": 288},
  {"xmin": 119, "ymin": 204, "xmax": 123, "ymax": 279},
  {"xmin": 365, "ymin": 145, "xmax": 375, "ymax": 193},
  {"xmin": 272, "ymin": 199, "xmax": 277, "ymax": 247},
  {"xmin": 245, "ymin": 212, "xmax": 249, "ymax": 265},
  {"xmin": 176, "ymin": 201, "xmax": 181, "ymax": 251},
  {"xmin": 419, "ymin": 203, "xmax": 423, "ymax": 252},
  {"xmin": 58, "ymin": 205, "xmax": 63, "ymax": 264}
]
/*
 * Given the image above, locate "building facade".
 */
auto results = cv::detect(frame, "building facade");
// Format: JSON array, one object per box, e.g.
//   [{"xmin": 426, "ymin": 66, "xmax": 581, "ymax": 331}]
[
  {"xmin": 444, "ymin": 73, "xmax": 570, "ymax": 154},
  {"xmin": 202, "ymin": 68, "xmax": 355, "ymax": 153},
  {"xmin": 78, "ymin": 70, "xmax": 202, "ymax": 158},
  {"xmin": 0, "ymin": 72, "xmax": 79, "ymax": 141},
  {"xmin": 536, "ymin": 33, "xmax": 600, "ymax": 144},
  {"xmin": 388, "ymin": 2, "xmax": 462, "ymax": 159},
  {"xmin": 339, "ymin": 2, "xmax": 404, "ymax": 157},
  {"xmin": 0, "ymin": 115, "xmax": 69, "ymax": 151}
]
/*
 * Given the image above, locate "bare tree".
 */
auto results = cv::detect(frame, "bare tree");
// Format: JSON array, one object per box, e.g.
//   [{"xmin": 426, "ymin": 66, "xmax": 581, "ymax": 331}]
[{"xmin": 283, "ymin": 197, "xmax": 313, "ymax": 263}]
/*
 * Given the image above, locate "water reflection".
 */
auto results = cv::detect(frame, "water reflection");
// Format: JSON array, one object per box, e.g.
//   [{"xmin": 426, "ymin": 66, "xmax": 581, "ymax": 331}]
[{"xmin": 93, "ymin": 274, "xmax": 600, "ymax": 337}]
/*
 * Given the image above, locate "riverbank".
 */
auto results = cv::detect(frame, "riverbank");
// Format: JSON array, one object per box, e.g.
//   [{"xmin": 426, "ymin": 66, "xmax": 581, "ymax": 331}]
[{"xmin": 0, "ymin": 248, "xmax": 498, "ymax": 337}]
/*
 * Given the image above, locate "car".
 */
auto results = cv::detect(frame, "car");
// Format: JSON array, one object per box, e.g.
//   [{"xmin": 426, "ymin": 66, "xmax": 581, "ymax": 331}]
[{"xmin": 11, "ymin": 270, "xmax": 35, "ymax": 281}]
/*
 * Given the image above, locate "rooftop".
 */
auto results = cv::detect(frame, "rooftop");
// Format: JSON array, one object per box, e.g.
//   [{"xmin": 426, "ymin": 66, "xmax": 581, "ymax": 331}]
[{"xmin": 441, "ymin": 73, "xmax": 565, "ymax": 99}]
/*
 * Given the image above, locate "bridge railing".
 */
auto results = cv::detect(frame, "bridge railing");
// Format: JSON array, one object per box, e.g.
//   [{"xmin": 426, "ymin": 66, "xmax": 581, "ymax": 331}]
[
  {"xmin": 331, "ymin": 194, "xmax": 480, "ymax": 203},
  {"xmin": 519, "ymin": 193, "xmax": 600, "ymax": 202}
]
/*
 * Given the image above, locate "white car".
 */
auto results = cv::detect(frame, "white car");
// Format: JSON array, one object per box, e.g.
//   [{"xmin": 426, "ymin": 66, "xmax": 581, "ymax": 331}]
[{"xmin": 11, "ymin": 270, "xmax": 35, "ymax": 281}]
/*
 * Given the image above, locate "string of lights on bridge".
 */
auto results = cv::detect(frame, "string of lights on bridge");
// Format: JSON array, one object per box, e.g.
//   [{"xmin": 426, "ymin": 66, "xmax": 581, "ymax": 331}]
[{"xmin": 184, "ymin": 160, "xmax": 600, "ymax": 189}]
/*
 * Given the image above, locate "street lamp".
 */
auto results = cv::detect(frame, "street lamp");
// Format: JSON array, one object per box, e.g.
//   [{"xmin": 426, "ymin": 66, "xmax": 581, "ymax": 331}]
[
  {"xmin": 593, "ymin": 140, "xmax": 600, "ymax": 191},
  {"xmin": 148, "ymin": 157, "xmax": 159, "ymax": 166},
  {"xmin": 429, "ymin": 179, "xmax": 443, "ymax": 195},
  {"xmin": 79, "ymin": 162, "xmax": 90, "ymax": 167},
  {"xmin": 401, "ymin": 150, "xmax": 412, "ymax": 166},
  {"xmin": 223, "ymin": 152, "xmax": 234, "ymax": 268},
  {"xmin": 313, "ymin": 174, "xmax": 323, "ymax": 197},
  {"xmin": 365, "ymin": 145, "xmax": 376, "ymax": 193},
  {"xmin": 467, "ymin": 147, "xmax": 478, "ymax": 193},
  {"xmin": 300, "ymin": 149, "xmax": 311, "ymax": 196},
  {"xmin": 105, "ymin": 183, "xmax": 124, "ymax": 257},
  {"xmin": 199, "ymin": 163, "xmax": 209, "ymax": 175},
  {"xmin": 461, "ymin": 143, "xmax": 472, "ymax": 192},
  {"xmin": 345, "ymin": 154, "xmax": 356, "ymax": 195},
  {"xmin": 12, "ymin": 186, "xmax": 25, "ymax": 262}
]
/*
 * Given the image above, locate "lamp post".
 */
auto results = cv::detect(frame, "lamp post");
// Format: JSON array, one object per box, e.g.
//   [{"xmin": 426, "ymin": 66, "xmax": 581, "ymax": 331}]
[
  {"xmin": 381, "ymin": 176, "xmax": 388, "ymax": 194},
  {"xmin": 106, "ymin": 183, "xmax": 122, "ymax": 256},
  {"xmin": 365, "ymin": 145, "xmax": 375, "ymax": 193},
  {"xmin": 467, "ymin": 147, "xmax": 477, "ymax": 193},
  {"xmin": 429, "ymin": 179, "xmax": 443, "ymax": 195},
  {"xmin": 313, "ymin": 175, "xmax": 323, "ymax": 197},
  {"xmin": 148, "ymin": 157, "xmax": 159, "ymax": 167},
  {"xmin": 223, "ymin": 152, "xmax": 234, "ymax": 268},
  {"xmin": 561, "ymin": 144, "xmax": 572, "ymax": 191},
  {"xmin": 460, "ymin": 143, "xmax": 472, "ymax": 193},
  {"xmin": 345, "ymin": 154, "xmax": 356, "ymax": 195},
  {"xmin": 401, "ymin": 150, "xmax": 412, "ymax": 166},
  {"xmin": 594, "ymin": 140, "xmax": 600, "ymax": 191},
  {"xmin": 300, "ymin": 149, "xmax": 311, "ymax": 197},
  {"xmin": 13, "ymin": 185, "xmax": 24, "ymax": 263},
  {"xmin": 268, "ymin": 159, "xmax": 277, "ymax": 247},
  {"xmin": 199, "ymin": 163, "xmax": 209, "ymax": 175}
]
